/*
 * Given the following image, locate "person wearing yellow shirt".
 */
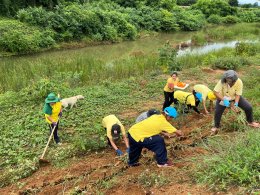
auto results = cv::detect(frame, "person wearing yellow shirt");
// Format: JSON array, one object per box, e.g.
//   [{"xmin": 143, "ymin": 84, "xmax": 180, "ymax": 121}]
[
  {"xmin": 193, "ymin": 84, "xmax": 216, "ymax": 114},
  {"xmin": 102, "ymin": 115, "xmax": 129, "ymax": 156},
  {"xmin": 173, "ymin": 90, "xmax": 203, "ymax": 114},
  {"xmin": 211, "ymin": 70, "xmax": 260, "ymax": 134},
  {"xmin": 43, "ymin": 93, "xmax": 62, "ymax": 145},
  {"xmin": 162, "ymin": 72, "xmax": 179, "ymax": 110},
  {"xmin": 128, "ymin": 107, "xmax": 183, "ymax": 167}
]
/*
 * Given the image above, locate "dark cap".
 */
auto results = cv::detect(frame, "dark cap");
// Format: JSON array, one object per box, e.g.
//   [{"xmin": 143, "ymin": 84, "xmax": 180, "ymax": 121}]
[
  {"xmin": 147, "ymin": 109, "xmax": 160, "ymax": 117},
  {"xmin": 111, "ymin": 124, "xmax": 121, "ymax": 139}
]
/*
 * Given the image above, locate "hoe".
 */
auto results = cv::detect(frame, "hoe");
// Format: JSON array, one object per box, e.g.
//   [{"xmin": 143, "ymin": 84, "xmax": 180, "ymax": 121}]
[{"xmin": 39, "ymin": 120, "xmax": 59, "ymax": 165}]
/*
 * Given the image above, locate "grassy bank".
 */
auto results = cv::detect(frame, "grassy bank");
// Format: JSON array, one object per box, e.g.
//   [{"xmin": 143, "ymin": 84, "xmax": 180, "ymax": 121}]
[{"xmin": 0, "ymin": 23, "xmax": 259, "ymax": 93}]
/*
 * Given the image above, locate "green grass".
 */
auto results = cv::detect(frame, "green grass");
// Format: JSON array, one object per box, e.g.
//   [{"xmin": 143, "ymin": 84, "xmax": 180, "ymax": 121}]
[
  {"xmin": 202, "ymin": 23, "xmax": 260, "ymax": 41},
  {"xmin": 0, "ymin": 55, "xmax": 158, "ymax": 93},
  {"xmin": 194, "ymin": 130, "xmax": 260, "ymax": 192}
]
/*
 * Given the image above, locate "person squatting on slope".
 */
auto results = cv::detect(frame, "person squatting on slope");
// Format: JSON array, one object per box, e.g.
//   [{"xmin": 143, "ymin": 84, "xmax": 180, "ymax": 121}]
[
  {"xmin": 43, "ymin": 93, "xmax": 62, "ymax": 145},
  {"xmin": 128, "ymin": 107, "xmax": 183, "ymax": 167},
  {"xmin": 102, "ymin": 115, "xmax": 129, "ymax": 156},
  {"xmin": 193, "ymin": 84, "xmax": 216, "ymax": 114},
  {"xmin": 211, "ymin": 70, "xmax": 260, "ymax": 134},
  {"xmin": 162, "ymin": 72, "xmax": 180, "ymax": 110},
  {"xmin": 135, "ymin": 109, "xmax": 160, "ymax": 123},
  {"xmin": 173, "ymin": 90, "xmax": 203, "ymax": 114}
]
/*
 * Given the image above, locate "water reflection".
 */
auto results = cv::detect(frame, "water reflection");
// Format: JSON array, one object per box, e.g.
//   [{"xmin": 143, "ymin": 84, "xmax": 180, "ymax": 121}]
[{"xmin": 177, "ymin": 41, "xmax": 238, "ymax": 56}]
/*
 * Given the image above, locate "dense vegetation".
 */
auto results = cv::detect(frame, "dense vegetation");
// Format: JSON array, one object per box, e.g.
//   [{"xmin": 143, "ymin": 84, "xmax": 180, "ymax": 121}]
[{"xmin": 0, "ymin": 0, "xmax": 259, "ymax": 54}]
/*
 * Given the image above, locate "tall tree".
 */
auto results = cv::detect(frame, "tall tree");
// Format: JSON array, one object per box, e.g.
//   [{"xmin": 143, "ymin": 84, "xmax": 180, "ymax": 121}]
[{"xmin": 228, "ymin": 0, "xmax": 238, "ymax": 7}]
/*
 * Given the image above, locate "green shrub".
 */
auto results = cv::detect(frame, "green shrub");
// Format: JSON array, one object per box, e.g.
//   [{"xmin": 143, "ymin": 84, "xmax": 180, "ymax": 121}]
[
  {"xmin": 192, "ymin": 0, "xmax": 237, "ymax": 17},
  {"xmin": 159, "ymin": 9, "xmax": 179, "ymax": 31},
  {"xmin": 158, "ymin": 42, "xmax": 182, "ymax": 71},
  {"xmin": 103, "ymin": 25, "xmax": 118, "ymax": 42},
  {"xmin": 222, "ymin": 15, "xmax": 240, "ymax": 24},
  {"xmin": 212, "ymin": 56, "xmax": 249, "ymax": 70},
  {"xmin": 0, "ymin": 19, "xmax": 55, "ymax": 53},
  {"xmin": 175, "ymin": 9, "xmax": 206, "ymax": 31},
  {"xmin": 17, "ymin": 7, "xmax": 54, "ymax": 28},
  {"xmin": 207, "ymin": 14, "xmax": 223, "ymax": 24},
  {"xmin": 237, "ymin": 10, "xmax": 259, "ymax": 23},
  {"xmin": 235, "ymin": 42, "xmax": 257, "ymax": 56}
]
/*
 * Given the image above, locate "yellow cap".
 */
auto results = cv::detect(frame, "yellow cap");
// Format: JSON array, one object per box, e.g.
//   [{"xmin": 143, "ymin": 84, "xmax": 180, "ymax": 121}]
[{"xmin": 208, "ymin": 91, "xmax": 216, "ymax": 101}]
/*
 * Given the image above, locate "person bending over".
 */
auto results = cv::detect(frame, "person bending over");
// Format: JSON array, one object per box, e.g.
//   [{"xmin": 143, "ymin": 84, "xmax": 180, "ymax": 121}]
[
  {"xmin": 193, "ymin": 84, "xmax": 216, "ymax": 114},
  {"xmin": 128, "ymin": 107, "xmax": 183, "ymax": 168},
  {"xmin": 102, "ymin": 115, "xmax": 129, "ymax": 156},
  {"xmin": 173, "ymin": 90, "xmax": 202, "ymax": 114}
]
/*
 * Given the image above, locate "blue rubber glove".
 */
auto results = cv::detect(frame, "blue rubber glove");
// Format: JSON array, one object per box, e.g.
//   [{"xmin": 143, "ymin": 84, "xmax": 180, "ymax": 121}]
[
  {"xmin": 223, "ymin": 99, "xmax": 230, "ymax": 107},
  {"xmin": 126, "ymin": 148, "xmax": 130, "ymax": 154},
  {"xmin": 116, "ymin": 149, "xmax": 124, "ymax": 156},
  {"xmin": 234, "ymin": 102, "xmax": 238, "ymax": 107}
]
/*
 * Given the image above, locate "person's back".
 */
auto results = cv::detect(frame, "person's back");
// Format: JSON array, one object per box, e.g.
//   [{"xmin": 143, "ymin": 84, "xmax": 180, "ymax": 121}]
[
  {"xmin": 193, "ymin": 84, "xmax": 210, "ymax": 101},
  {"xmin": 129, "ymin": 114, "xmax": 176, "ymax": 142},
  {"xmin": 128, "ymin": 107, "xmax": 183, "ymax": 167},
  {"xmin": 174, "ymin": 91, "xmax": 195, "ymax": 106}
]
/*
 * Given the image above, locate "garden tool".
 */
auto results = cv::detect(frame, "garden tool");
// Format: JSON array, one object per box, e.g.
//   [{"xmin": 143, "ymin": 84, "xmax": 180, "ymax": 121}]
[{"xmin": 39, "ymin": 119, "xmax": 59, "ymax": 165}]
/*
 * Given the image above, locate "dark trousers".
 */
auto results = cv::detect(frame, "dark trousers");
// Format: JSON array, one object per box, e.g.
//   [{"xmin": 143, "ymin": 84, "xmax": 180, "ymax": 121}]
[
  {"xmin": 214, "ymin": 96, "xmax": 253, "ymax": 128},
  {"xmin": 128, "ymin": 133, "xmax": 167, "ymax": 165},
  {"xmin": 163, "ymin": 91, "xmax": 175, "ymax": 110},
  {"xmin": 49, "ymin": 122, "xmax": 60, "ymax": 144}
]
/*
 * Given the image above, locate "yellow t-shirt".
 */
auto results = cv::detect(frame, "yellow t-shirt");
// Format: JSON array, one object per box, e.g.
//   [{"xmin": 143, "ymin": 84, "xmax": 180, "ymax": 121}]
[
  {"xmin": 174, "ymin": 91, "xmax": 195, "ymax": 106},
  {"xmin": 129, "ymin": 114, "xmax": 177, "ymax": 142},
  {"xmin": 194, "ymin": 84, "xmax": 212, "ymax": 102},
  {"xmin": 164, "ymin": 77, "xmax": 179, "ymax": 92},
  {"xmin": 214, "ymin": 78, "xmax": 243, "ymax": 100},
  {"xmin": 45, "ymin": 102, "xmax": 62, "ymax": 124},
  {"xmin": 102, "ymin": 115, "xmax": 126, "ymax": 139}
]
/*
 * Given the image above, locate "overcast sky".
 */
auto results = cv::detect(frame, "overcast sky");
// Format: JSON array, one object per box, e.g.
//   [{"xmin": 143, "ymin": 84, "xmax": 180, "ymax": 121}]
[{"xmin": 238, "ymin": 0, "xmax": 259, "ymax": 4}]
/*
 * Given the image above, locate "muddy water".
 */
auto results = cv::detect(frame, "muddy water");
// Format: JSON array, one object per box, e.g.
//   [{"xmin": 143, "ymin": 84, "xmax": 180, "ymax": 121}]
[{"xmin": 0, "ymin": 32, "xmax": 241, "ymax": 65}]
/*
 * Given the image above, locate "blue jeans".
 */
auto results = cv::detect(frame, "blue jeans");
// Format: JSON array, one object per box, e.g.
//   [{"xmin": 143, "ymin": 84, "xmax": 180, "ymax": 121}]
[
  {"xmin": 49, "ymin": 122, "xmax": 60, "ymax": 144},
  {"xmin": 128, "ymin": 133, "xmax": 167, "ymax": 165}
]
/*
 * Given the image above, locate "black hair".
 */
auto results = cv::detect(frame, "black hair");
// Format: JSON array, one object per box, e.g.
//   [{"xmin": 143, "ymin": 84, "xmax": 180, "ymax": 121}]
[
  {"xmin": 111, "ymin": 124, "xmax": 121, "ymax": 139},
  {"xmin": 147, "ymin": 109, "xmax": 160, "ymax": 117},
  {"xmin": 171, "ymin": 71, "xmax": 178, "ymax": 76}
]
